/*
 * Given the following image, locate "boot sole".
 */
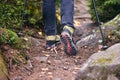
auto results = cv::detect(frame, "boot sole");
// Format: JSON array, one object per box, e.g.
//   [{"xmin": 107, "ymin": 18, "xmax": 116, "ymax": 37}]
[{"xmin": 61, "ymin": 33, "xmax": 77, "ymax": 55}]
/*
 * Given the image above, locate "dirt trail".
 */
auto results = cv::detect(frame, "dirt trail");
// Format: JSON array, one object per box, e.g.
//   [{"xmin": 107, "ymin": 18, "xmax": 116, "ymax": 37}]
[{"xmin": 9, "ymin": 0, "xmax": 98, "ymax": 80}]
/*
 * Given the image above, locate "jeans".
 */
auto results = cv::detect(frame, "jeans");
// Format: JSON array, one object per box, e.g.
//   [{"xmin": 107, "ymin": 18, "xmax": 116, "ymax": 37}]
[{"xmin": 42, "ymin": 0, "xmax": 74, "ymax": 36}]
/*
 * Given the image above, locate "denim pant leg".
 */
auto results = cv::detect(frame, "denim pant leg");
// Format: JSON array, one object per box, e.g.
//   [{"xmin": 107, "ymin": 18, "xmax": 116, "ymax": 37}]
[
  {"xmin": 60, "ymin": 0, "xmax": 74, "ymax": 29},
  {"xmin": 42, "ymin": 0, "xmax": 56, "ymax": 35}
]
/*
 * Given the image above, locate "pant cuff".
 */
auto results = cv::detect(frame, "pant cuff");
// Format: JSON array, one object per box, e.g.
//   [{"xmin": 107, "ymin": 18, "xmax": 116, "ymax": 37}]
[
  {"xmin": 63, "ymin": 25, "xmax": 74, "ymax": 34},
  {"xmin": 45, "ymin": 35, "xmax": 60, "ymax": 41}
]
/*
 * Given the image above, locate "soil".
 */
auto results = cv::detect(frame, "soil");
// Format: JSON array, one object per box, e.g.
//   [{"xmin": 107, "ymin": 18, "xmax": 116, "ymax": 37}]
[
  {"xmin": 7, "ymin": 0, "xmax": 101, "ymax": 80},
  {"xmin": 9, "ymin": 39, "xmax": 99, "ymax": 80}
]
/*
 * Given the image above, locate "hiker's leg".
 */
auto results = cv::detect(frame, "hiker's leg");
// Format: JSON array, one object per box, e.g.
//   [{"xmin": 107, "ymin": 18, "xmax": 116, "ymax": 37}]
[
  {"xmin": 42, "ymin": 0, "xmax": 60, "ymax": 48},
  {"xmin": 60, "ymin": 0, "xmax": 74, "ymax": 32},
  {"xmin": 60, "ymin": 0, "xmax": 77, "ymax": 55},
  {"xmin": 42, "ymin": 0, "xmax": 56, "ymax": 36}
]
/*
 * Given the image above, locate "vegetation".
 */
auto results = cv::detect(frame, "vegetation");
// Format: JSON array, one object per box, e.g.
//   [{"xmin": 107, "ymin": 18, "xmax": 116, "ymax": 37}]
[
  {"xmin": 0, "ymin": 0, "xmax": 119, "ymax": 48},
  {"xmin": 0, "ymin": 0, "xmax": 23, "ymax": 29},
  {"xmin": 0, "ymin": 0, "xmax": 60, "ymax": 29},
  {"xmin": 88, "ymin": 0, "xmax": 120, "ymax": 22},
  {"xmin": 0, "ymin": 0, "xmax": 60, "ymax": 66},
  {"xmin": 0, "ymin": 0, "xmax": 44, "ymax": 49},
  {"xmin": 0, "ymin": 0, "xmax": 42, "ymax": 29},
  {"xmin": 92, "ymin": 53, "xmax": 115, "ymax": 65},
  {"xmin": 0, "ymin": 27, "xmax": 24, "ymax": 49},
  {"xmin": 104, "ymin": 14, "xmax": 120, "ymax": 43}
]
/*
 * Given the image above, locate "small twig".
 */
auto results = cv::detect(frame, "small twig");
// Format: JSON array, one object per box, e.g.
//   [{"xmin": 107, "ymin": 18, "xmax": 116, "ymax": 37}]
[
  {"xmin": 24, "ymin": 59, "xmax": 33, "ymax": 72},
  {"xmin": 53, "ymin": 47, "xmax": 58, "ymax": 54},
  {"xmin": 9, "ymin": 58, "xmax": 12, "ymax": 71}
]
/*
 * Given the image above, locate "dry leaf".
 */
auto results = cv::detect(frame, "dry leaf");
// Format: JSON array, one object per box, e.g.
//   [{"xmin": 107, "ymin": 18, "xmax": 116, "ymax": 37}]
[
  {"xmin": 38, "ymin": 32, "xmax": 42, "ymax": 36},
  {"xmin": 41, "ymin": 68, "xmax": 49, "ymax": 71},
  {"xmin": 47, "ymin": 72, "xmax": 52, "ymax": 75}
]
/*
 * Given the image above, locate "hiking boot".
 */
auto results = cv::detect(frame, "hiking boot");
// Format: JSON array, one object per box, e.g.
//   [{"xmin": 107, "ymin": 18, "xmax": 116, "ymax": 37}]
[
  {"xmin": 60, "ymin": 29, "xmax": 77, "ymax": 55},
  {"xmin": 45, "ymin": 40, "xmax": 61, "ymax": 49},
  {"xmin": 45, "ymin": 35, "xmax": 61, "ymax": 49}
]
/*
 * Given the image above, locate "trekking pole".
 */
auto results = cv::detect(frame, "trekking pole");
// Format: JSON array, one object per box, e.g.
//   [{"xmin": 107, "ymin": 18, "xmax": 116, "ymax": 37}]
[
  {"xmin": 18, "ymin": 0, "xmax": 27, "ymax": 36},
  {"xmin": 92, "ymin": 0, "xmax": 108, "ymax": 50}
]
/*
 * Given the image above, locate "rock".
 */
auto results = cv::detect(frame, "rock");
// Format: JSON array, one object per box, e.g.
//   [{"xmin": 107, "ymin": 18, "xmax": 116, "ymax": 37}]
[
  {"xmin": 13, "ymin": 76, "xmax": 22, "ymax": 80},
  {"xmin": 75, "ymin": 43, "xmax": 120, "ymax": 80},
  {"xmin": 74, "ymin": 27, "xmax": 84, "ymax": 37},
  {"xmin": 25, "ymin": 37, "xmax": 41, "ymax": 46},
  {"xmin": 34, "ymin": 56, "xmax": 48, "ymax": 63},
  {"xmin": 0, "ymin": 53, "xmax": 8, "ymax": 80},
  {"xmin": 76, "ymin": 32, "xmax": 101, "ymax": 47},
  {"xmin": 103, "ymin": 14, "xmax": 120, "ymax": 42},
  {"xmin": 75, "ymin": 21, "xmax": 103, "ymax": 47},
  {"xmin": 53, "ymin": 78, "xmax": 62, "ymax": 80},
  {"xmin": 107, "ymin": 74, "xmax": 118, "ymax": 80}
]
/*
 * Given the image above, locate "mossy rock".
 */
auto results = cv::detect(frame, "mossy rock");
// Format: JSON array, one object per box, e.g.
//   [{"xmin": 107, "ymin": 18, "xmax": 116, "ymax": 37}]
[
  {"xmin": 103, "ymin": 14, "xmax": 120, "ymax": 42},
  {"xmin": 0, "ymin": 27, "xmax": 24, "ymax": 49},
  {"xmin": 0, "ymin": 27, "xmax": 18, "ymax": 44},
  {"xmin": 104, "ymin": 14, "xmax": 120, "ymax": 26},
  {"xmin": 0, "ymin": 53, "xmax": 8, "ymax": 80}
]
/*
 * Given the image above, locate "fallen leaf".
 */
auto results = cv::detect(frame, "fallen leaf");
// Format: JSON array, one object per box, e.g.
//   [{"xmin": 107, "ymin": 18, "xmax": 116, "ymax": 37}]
[
  {"xmin": 47, "ymin": 72, "xmax": 52, "ymax": 75},
  {"xmin": 41, "ymin": 68, "xmax": 49, "ymax": 71},
  {"xmin": 38, "ymin": 32, "xmax": 42, "ymax": 36}
]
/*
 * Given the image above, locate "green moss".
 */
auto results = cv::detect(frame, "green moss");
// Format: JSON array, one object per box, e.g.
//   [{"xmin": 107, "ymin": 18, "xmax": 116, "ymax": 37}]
[
  {"xmin": 0, "ymin": 27, "xmax": 18, "ymax": 44},
  {"xmin": 103, "ymin": 14, "xmax": 120, "ymax": 43},
  {"xmin": 0, "ymin": 27, "xmax": 24, "ymax": 49},
  {"xmin": 92, "ymin": 53, "xmax": 115, "ymax": 65},
  {"xmin": 88, "ymin": 0, "xmax": 120, "ymax": 22},
  {"xmin": 104, "ymin": 14, "xmax": 120, "ymax": 26}
]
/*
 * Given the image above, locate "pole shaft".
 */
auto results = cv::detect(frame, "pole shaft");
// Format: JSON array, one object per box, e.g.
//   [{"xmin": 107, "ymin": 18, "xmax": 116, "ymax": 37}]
[{"xmin": 92, "ymin": 0, "xmax": 106, "ymax": 46}]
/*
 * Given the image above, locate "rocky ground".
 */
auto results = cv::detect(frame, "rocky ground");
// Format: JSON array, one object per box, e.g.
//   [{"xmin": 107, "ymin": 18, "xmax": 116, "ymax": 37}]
[{"xmin": 9, "ymin": 0, "xmax": 105, "ymax": 80}]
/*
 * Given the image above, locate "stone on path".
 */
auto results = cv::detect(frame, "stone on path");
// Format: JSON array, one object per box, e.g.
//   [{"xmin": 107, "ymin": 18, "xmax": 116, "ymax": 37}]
[
  {"xmin": 24, "ymin": 37, "xmax": 41, "ymax": 47},
  {"xmin": 75, "ymin": 43, "xmax": 120, "ymax": 80},
  {"xmin": 34, "ymin": 56, "xmax": 48, "ymax": 63},
  {"xmin": 54, "ymin": 78, "xmax": 62, "ymax": 80}
]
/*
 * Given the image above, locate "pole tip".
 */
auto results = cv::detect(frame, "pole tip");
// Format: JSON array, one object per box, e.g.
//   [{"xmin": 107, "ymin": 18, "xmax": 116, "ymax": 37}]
[
  {"xmin": 102, "ymin": 45, "xmax": 109, "ymax": 50},
  {"xmin": 18, "ymin": 32, "xmax": 23, "ymax": 37}
]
